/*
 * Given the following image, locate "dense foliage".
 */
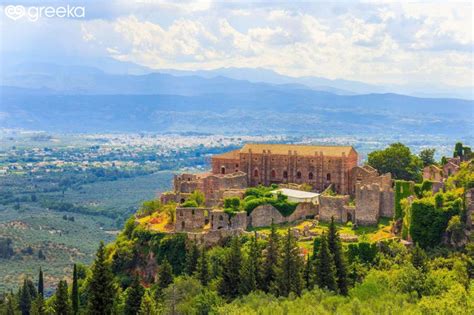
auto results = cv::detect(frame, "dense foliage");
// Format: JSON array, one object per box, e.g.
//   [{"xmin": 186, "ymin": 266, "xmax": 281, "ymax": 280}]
[{"xmin": 368, "ymin": 143, "xmax": 422, "ymax": 181}]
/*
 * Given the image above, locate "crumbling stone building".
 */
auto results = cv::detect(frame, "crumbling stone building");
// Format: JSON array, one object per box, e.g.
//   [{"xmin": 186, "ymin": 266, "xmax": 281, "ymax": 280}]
[{"xmin": 212, "ymin": 144, "xmax": 358, "ymax": 194}]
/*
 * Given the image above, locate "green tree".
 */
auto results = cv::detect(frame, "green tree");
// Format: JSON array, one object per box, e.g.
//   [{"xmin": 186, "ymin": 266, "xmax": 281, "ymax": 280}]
[
  {"xmin": 454, "ymin": 142, "xmax": 464, "ymax": 158},
  {"xmin": 218, "ymin": 237, "xmax": 242, "ymax": 299},
  {"xmin": 71, "ymin": 264, "xmax": 79, "ymax": 315},
  {"xmin": 327, "ymin": 217, "xmax": 348, "ymax": 295},
  {"xmin": 367, "ymin": 143, "xmax": 422, "ymax": 181},
  {"xmin": 19, "ymin": 279, "xmax": 32, "ymax": 315},
  {"xmin": 54, "ymin": 280, "xmax": 71, "ymax": 315},
  {"xmin": 262, "ymin": 221, "xmax": 280, "ymax": 293},
  {"xmin": 124, "ymin": 276, "xmax": 144, "ymax": 315},
  {"xmin": 411, "ymin": 243, "xmax": 427, "ymax": 273},
  {"xmin": 157, "ymin": 259, "xmax": 174, "ymax": 291},
  {"xmin": 87, "ymin": 241, "xmax": 116, "ymax": 315},
  {"xmin": 31, "ymin": 295, "xmax": 45, "ymax": 315},
  {"xmin": 277, "ymin": 229, "xmax": 304, "ymax": 297},
  {"xmin": 419, "ymin": 148, "xmax": 436, "ymax": 167},
  {"xmin": 314, "ymin": 234, "xmax": 337, "ymax": 292},
  {"xmin": 38, "ymin": 268, "xmax": 44, "ymax": 298},
  {"xmin": 189, "ymin": 190, "xmax": 206, "ymax": 207},
  {"xmin": 240, "ymin": 235, "xmax": 261, "ymax": 295},
  {"xmin": 185, "ymin": 241, "xmax": 200, "ymax": 275},
  {"xmin": 303, "ymin": 254, "xmax": 314, "ymax": 290},
  {"xmin": 138, "ymin": 290, "xmax": 157, "ymax": 315},
  {"xmin": 196, "ymin": 247, "xmax": 210, "ymax": 286}
]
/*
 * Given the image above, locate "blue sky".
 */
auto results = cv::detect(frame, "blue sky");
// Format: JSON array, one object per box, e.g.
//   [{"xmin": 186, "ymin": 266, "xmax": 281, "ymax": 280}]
[{"xmin": 1, "ymin": 0, "xmax": 472, "ymax": 87}]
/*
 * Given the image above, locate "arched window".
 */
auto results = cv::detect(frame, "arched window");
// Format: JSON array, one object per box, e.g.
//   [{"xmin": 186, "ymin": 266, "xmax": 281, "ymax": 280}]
[
  {"xmin": 309, "ymin": 172, "xmax": 314, "ymax": 180},
  {"xmin": 283, "ymin": 170, "xmax": 288, "ymax": 178},
  {"xmin": 221, "ymin": 166, "xmax": 226, "ymax": 174},
  {"xmin": 326, "ymin": 173, "xmax": 331, "ymax": 181},
  {"xmin": 271, "ymin": 170, "xmax": 276, "ymax": 178},
  {"xmin": 192, "ymin": 209, "xmax": 195, "ymax": 215},
  {"xmin": 296, "ymin": 171, "xmax": 302, "ymax": 179},
  {"xmin": 254, "ymin": 169, "xmax": 259, "ymax": 177}
]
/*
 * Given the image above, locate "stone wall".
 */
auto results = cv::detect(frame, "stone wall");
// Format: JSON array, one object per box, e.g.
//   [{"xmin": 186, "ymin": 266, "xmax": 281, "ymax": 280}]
[
  {"xmin": 175, "ymin": 207, "xmax": 210, "ymax": 232},
  {"xmin": 249, "ymin": 204, "xmax": 286, "ymax": 227},
  {"xmin": 380, "ymin": 190, "xmax": 395, "ymax": 218},
  {"xmin": 286, "ymin": 202, "xmax": 318, "ymax": 222},
  {"xmin": 355, "ymin": 185, "xmax": 380, "ymax": 225},
  {"xmin": 187, "ymin": 229, "xmax": 247, "ymax": 246},
  {"xmin": 210, "ymin": 210, "xmax": 247, "ymax": 230},
  {"xmin": 319, "ymin": 195, "xmax": 351, "ymax": 223}
]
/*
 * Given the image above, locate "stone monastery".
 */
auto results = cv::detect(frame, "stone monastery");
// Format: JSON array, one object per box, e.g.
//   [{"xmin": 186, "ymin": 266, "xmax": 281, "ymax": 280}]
[{"xmin": 160, "ymin": 144, "xmax": 395, "ymax": 238}]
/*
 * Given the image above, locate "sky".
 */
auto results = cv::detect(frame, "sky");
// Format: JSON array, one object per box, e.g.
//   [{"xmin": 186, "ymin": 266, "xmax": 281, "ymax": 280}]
[{"xmin": 0, "ymin": 0, "xmax": 473, "ymax": 87}]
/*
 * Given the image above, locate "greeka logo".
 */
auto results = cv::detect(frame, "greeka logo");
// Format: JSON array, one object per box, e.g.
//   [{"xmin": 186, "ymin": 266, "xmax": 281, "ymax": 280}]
[{"xmin": 4, "ymin": 4, "xmax": 85, "ymax": 21}]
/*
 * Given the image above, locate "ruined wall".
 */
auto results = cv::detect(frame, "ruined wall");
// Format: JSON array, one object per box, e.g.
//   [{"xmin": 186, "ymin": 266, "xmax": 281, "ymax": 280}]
[
  {"xmin": 249, "ymin": 204, "xmax": 286, "ymax": 227},
  {"xmin": 380, "ymin": 190, "xmax": 395, "ymax": 218},
  {"xmin": 175, "ymin": 207, "xmax": 209, "ymax": 232},
  {"xmin": 355, "ymin": 185, "xmax": 380, "ymax": 225},
  {"xmin": 319, "ymin": 195, "xmax": 351, "ymax": 223},
  {"xmin": 286, "ymin": 202, "xmax": 318, "ymax": 222},
  {"xmin": 350, "ymin": 165, "xmax": 378, "ymax": 196}
]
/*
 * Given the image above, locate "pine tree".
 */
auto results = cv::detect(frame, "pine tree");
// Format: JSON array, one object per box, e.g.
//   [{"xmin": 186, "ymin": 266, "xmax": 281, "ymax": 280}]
[
  {"xmin": 19, "ymin": 279, "xmax": 32, "ymax": 315},
  {"xmin": 278, "ymin": 229, "xmax": 304, "ymax": 297},
  {"xmin": 240, "ymin": 235, "xmax": 261, "ymax": 295},
  {"xmin": 87, "ymin": 241, "xmax": 116, "ymax": 315},
  {"xmin": 218, "ymin": 237, "xmax": 242, "ymax": 298},
  {"xmin": 262, "ymin": 221, "xmax": 280, "ymax": 292},
  {"xmin": 196, "ymin": 247, "xmax": 210, "ymax": 286},
  {"xmin": 314, "ymin": 234, "xmax": 337, "ymax": 292},
  {"xmin": 138, "ymin": 290, "xmax": 157, "ymax": 315},
  {"xmin": 327, "ymin": 217, "xmax": 349, "ymax": 295},
  {"xmin": 304, "ymin": 254, "xmax": 314, "ymax": 290},
  {"xmin": 54, "ymin": 280, "xmax": 71, "ymax": 315},
  {"xmin": 38, "ymin": 268, "xmax": 44, "ymax": 298},
  {"xmin": 185, "ymin": 241, "xmax": 200, "ymax": 275},
  {"xmin": 124, "ymin": 275, "xmax": 144, "ymax": 315},
  {"xmin": 157, "ymin": 259, "xmax": 173, "ymax": 290},
  {"xmin": 71, "ymin": 264, "xmax": 79, "ymax": 315},
  {"xmin": 411, "ymin": 243, "xmax": 428, "ymax": 272}
]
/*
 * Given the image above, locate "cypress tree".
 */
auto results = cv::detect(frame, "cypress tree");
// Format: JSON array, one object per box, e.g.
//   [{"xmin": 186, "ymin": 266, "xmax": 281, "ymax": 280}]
[
  {"xmin": 38, "ymin": 268, "xmax": 44, "ymax": 298},
  {"xmin": 124, "ymin": 276, "xmax": 144, "ymax": 315},
  {"xmin": 328, "ymin": 217, "xmax": 349, "ymax": 295},
  {"xmin": 314, "ymin": 234, "xmax": 337, "ymax": 292},
  {"xmin": 19, "ymin": 279, "xmax": 32, "ymax": 315},
  {"xmin": 71, "ymin": 264, "xmax": 79, "ymax": 315},
  {"xmin": 54, "ymin": 280, "xmax": 71, "ymax": 315},
  {"xmin": 31, "ymin": 295, "xmax": 46, "ymax": 315},
  {"xmin": 87, "ymin": 241, "xmax": 116, "ymax": 315},
  {"xmin": 218, "ymin": 237, "xmax": 242, "ymax": 299},
  {"xmin": 240, "ymin": 234, "xmax": 261, "ymax": 295},
  {"xmin": 157, "ymin": 259, "xmax": 173, "ymax": 290},
  {"xmin": 262, "ymin": 220, "xmax": 280, "ymax": 292},
  {"xmin": 304, "ymin": 254, "xmax": 314, "ymax": 290},
  {"xmin": 185, "ymin": 241, "xmax": 200, "ymax": 275},
  {"xmin": 196, "ymin": 247, "xmax": 210, "ymax": 286},
  {"xmin": 278, "ymin": 228, "xmax": 304, "ymax": 297}
]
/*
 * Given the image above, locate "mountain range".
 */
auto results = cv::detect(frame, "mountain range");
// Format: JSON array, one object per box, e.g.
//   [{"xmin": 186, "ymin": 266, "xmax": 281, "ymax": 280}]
[{"xmin": 0, "ymin": 60, "xmax": 472, "ymax": 137}]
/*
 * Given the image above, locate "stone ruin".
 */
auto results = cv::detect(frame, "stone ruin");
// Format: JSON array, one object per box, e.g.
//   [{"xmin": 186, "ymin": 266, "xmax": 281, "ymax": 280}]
[
  {"xmin": 161, "ymin": 171, "xmax": 247, "ymax": 207},
  {"xmin": 174, "ymin": 207, "xmax": 247, "ymax": 232}
]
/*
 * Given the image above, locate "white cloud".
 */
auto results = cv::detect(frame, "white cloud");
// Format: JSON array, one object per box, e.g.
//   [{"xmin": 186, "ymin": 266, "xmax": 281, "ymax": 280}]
[{"xmin": 2, "ymin": 1, "xmax": 471, "ymax": 87}]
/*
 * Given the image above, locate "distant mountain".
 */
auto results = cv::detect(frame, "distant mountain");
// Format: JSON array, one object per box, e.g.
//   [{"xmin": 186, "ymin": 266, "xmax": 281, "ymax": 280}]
[
  {"xmin": 158, "ymin": 67, "xmax": 474, "ymax": 100},
  {"xmin": 1, "ymin": 85, "xmax": 472, "ymax": 137},
  {"xmin": 1, "ymin": 63, "xmax": 310, "ymax": 96}
]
